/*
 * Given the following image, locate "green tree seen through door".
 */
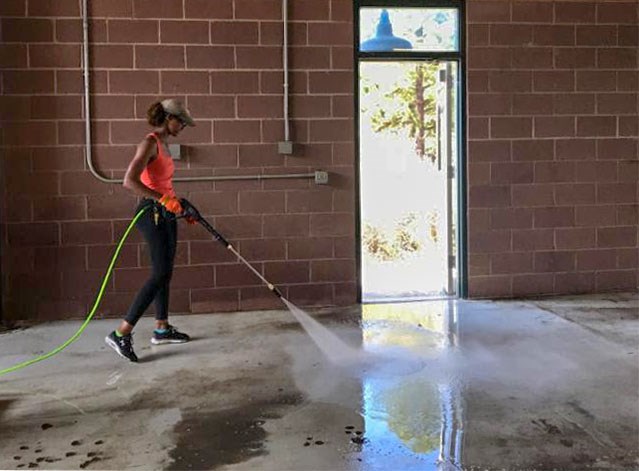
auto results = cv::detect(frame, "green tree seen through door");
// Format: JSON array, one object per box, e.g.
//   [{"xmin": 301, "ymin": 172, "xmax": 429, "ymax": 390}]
[{"xmin": 363, "ymin": 62, "xmax": 439, "ymax": 162}]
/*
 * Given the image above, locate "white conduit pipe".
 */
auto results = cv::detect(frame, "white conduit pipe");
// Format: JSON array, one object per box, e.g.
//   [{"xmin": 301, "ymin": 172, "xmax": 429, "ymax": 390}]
[
  {"xmin": 81, "ymin": 0, "xmax": 313, "ymax": 183},
  {"xmin": 282, "ymin": 0, "xmax": 290, "ymax": 142}
]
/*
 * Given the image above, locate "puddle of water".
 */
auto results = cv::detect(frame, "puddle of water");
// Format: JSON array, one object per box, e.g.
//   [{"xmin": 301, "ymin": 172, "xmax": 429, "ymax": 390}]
[
  {"xmin": 284, "ymin": 300, "xmax": 463, "ymax": 470},
  {"xmin": 355, "ymin": 306, "xmax": 464, "ymax": 471}
]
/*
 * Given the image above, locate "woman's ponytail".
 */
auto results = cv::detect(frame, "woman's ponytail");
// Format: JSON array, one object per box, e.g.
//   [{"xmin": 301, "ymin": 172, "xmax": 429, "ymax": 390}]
[{"xmin": 146, "ymin": 101, "xmax": 166, "ymax": 127}]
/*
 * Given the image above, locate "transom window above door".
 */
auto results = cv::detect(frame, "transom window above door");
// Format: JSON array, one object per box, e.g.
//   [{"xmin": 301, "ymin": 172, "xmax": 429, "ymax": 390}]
[{"xmin": 359, "ymin": 7, "xmax": 460, "ymax": 53}]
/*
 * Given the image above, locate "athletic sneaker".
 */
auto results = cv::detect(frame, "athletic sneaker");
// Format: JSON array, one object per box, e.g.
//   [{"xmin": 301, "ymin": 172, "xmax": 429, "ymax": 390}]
[
  {"xmin": 151, "ymin": 325, "xmax": 190, "ymax": 345},
  {"xmin": 105, "ymin": 331, "xmax": 138, "ymax": 363}
]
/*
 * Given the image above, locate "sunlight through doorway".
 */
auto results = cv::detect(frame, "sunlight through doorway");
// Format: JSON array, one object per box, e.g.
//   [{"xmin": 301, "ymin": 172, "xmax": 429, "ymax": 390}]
[{"xmin": 357, "ymin": 5, "xmax": 462, "ymax": 303}]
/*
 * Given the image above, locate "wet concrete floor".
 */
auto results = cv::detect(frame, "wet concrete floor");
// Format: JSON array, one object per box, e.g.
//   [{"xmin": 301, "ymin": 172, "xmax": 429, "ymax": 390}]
[{"xmin": 0, "ymin": 292, "xmax": 637, "ymax": 470}]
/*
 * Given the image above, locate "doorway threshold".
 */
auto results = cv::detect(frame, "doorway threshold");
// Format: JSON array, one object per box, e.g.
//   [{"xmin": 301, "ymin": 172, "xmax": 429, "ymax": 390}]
[{"xmin": 363, "ymin": 293, "xmax": 457, "ymax": 304}]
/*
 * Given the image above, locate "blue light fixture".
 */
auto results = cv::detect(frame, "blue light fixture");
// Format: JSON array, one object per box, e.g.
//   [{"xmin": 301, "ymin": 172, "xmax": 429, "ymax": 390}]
[{"xmin": 361, "ymin": 9, "xmax": 413, "ymax": 52}]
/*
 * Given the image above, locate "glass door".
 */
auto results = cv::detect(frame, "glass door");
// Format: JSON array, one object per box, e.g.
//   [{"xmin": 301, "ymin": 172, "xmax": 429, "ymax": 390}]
[{"xmin": 357, "ymin": 4, "xmax": 463, "ymax": 303}]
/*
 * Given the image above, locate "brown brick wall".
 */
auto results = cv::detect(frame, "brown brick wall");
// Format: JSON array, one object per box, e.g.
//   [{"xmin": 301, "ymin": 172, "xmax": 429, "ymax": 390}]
[
  {"xmin": 0, "ymin": 0, "xmax": 356, "ymax": 322},
  {"xmin": 467, "ymin": 0, "xmax": 638, "ymax": 298},
  {"xmin": 1, "ymin": 0, "xmax": 637, "ymax": 322}
]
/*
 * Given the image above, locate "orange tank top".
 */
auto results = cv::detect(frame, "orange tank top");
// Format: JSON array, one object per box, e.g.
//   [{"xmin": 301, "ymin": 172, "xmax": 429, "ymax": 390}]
[{"xmin": 140, "ymin": 133, "xmax": 175, "ymax": 197}]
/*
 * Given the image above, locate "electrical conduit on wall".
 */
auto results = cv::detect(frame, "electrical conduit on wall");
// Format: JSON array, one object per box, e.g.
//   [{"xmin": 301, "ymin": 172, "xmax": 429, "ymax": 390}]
[{"xmin": 80, "ymin": 0, "xmax": 317, "ymax": 185}]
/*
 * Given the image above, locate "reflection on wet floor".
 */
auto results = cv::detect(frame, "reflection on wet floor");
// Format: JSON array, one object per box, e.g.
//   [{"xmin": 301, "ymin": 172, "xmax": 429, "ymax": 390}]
[
  {"xmin": 336, "ymin": 296, "xmax": 638, "ymax": 470},
  {"xmin": 357, "ymin": 301, "xmax": 464, "ymax": 471}
]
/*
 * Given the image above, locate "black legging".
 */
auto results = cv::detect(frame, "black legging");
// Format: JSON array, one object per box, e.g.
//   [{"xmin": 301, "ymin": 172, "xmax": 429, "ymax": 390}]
[{"xmin": 124, "ymin": 199, "xmax": 177, "ymax": 326}]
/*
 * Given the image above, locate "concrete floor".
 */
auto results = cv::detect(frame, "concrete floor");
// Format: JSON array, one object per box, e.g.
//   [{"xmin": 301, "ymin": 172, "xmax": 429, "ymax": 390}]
[{"xmin": 0, "ymin": 292, "xmax": 637, "ymax": 471}]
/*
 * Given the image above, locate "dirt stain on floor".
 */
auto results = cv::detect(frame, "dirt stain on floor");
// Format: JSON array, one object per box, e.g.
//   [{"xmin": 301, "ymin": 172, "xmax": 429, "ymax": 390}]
[
  {"xmin": 0, "ymin": 399, "xmax": 16, "ymax": 423},
  {"xmin": 167, "ymin": 393, "xmax": 304, "ymax": 470}
]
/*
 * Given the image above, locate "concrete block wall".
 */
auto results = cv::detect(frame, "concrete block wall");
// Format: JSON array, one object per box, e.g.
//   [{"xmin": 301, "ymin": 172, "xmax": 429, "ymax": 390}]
[
  {"xmin": 0, "ymin": 0, "xmax": 637, "ymax": 322},
  {"xmin": 466, "ymin": 0, "xmax": 638, "ymax": 297},
  {"xmin": 0, "ymin": 0, "xmax": 356, "ymax": 322}
]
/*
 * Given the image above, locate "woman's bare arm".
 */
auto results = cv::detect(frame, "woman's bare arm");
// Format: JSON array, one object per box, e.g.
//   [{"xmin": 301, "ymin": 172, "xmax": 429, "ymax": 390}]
[{"xmin": 123, "ymin": 136, "xmax": 163, "ymax": 199}]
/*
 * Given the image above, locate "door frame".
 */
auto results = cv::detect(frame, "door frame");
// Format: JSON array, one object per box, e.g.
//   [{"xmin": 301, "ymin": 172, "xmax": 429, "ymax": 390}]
[{"xmin": 353, "ymin": 0, "xmax": 468, "ymax": 301}]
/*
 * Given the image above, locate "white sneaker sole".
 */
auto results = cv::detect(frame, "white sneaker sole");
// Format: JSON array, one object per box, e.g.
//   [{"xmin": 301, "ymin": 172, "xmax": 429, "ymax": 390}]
[{"xmin": 105, "ymin": 335, "xmax": 127, "ymax": 360}]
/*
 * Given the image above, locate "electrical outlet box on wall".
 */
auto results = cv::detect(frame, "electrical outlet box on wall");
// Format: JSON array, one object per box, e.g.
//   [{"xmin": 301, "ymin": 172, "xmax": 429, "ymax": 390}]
[
  {"xmin": 314, "ymin": 170, "xmax": 329, "ymax": 185},
  {"xmin": 169, "ymin": 144, "xmax": 182, "ymax": 160},
  {"xmin": 278, "ymin": 141, "xmax": 293, "ymax": 154}
]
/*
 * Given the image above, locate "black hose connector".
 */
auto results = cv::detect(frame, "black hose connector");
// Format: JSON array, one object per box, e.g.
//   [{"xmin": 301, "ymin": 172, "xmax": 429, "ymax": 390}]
[
  {"xmin": 180, "ymin": 198, "xmax": 231, "ymax": 247},
  {"xmin": 179, "ymin": 198, "xmax": 202, "ymax": 221}
]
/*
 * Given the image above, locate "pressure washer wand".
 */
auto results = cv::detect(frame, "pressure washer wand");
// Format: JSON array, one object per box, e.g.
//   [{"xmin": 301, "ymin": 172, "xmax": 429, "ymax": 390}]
[{"xmin": 180, "ymin": 199, "xmax": 284, "ymax": 299}]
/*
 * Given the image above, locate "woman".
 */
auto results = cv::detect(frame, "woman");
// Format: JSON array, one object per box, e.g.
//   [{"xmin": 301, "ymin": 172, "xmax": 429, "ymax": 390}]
[{"xmin": 105, "ymin": 99, "xmax": 195, "ymax": 362}]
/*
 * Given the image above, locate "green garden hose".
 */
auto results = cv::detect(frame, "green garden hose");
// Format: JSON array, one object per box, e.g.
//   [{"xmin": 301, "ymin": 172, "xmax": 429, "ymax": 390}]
[{"xmin": 0, "ymin": 208, "xmax": 148, "ymax": 377}]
